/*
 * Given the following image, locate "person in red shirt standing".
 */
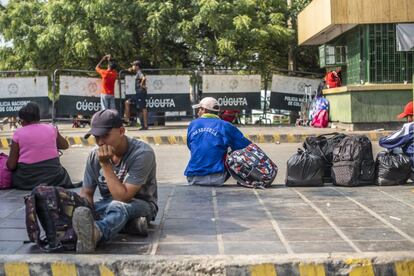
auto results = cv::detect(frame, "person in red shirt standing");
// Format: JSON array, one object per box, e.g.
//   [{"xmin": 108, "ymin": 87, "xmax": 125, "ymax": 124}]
[{"xmin": 96, "ymin": 55, "xmax": 118, "ymax": 110}]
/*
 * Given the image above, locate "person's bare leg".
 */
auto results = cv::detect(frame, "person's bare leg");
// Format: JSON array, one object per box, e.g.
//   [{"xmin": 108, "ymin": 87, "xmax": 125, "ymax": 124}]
[
  {"xmin": 124, "ymin": 100, "xmax": 131, "ymax": 122},
  {"xmin": 142, "ymin": 108, "xmax": 148, "ymax": 128}
]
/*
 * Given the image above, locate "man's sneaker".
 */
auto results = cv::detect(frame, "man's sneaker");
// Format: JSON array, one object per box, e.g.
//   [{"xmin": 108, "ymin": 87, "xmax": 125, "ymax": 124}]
[
  {"xmin": 124, "ymin": 217, "xmax": 149, "ymax": 236},
  {"xmin": 72, "ymin": 207, "xmax": 101, "ymax": 253}
]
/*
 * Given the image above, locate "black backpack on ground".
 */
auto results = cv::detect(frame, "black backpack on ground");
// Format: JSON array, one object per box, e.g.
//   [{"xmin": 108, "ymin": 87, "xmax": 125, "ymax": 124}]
[
  {"xmin": 375, "ymin": 151, "xmax": 412, "ymax": 186},
  {"xmin": 285, "ymin": 149, "xmax": 324, "ymax": 187},
  {"xmin": 25, "ymin": 186, "xmax": 92, "ymax": 252},
  {"xmin": 303, "ymin": 133, "xmax": 347, "ymax": 182},
  {"xmin": 331, "ymin": 135, "xmax": 375, "ymax": 186}
]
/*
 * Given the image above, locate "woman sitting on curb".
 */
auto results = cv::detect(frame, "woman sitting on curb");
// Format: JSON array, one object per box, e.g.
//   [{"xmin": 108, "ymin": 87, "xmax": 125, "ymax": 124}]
[{"xmin": 6, "ymin": 102, "xmax": 81, "ymax": 190}]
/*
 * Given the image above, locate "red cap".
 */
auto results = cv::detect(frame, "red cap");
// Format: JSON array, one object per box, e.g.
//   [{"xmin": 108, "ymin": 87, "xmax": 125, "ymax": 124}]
[{"xmin": 398, "ymin": 101, "xmax": 413, "ymax": 119}]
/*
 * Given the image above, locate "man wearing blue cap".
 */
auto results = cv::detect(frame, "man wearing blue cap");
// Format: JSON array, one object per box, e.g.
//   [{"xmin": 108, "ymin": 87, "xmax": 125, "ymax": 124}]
[{"xmin": 73, "ymin": 109, "xmax": 157, "ymax": 253}]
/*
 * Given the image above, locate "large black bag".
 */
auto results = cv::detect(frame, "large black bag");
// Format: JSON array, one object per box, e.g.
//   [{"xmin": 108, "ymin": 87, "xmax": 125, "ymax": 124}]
[
  {"xmin": 285, "ymin": 149, "xmax": 324, "ymax": 187},
  {"xmin": 303, "ymin": 133, "xmax": 347, "ymax": 182},
  {"xmin": 375, "ymin": 151, "xmax": 412, "ymax": 186},
  {"xmin": 331, "ymin": 135, "xmax": 375, "ymax": 186}
]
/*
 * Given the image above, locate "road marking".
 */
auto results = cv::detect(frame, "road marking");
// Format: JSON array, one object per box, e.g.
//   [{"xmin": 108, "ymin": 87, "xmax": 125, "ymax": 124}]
[
  {"xmin": 150, "ymin": 186, "xmax": 176, "ymax": 255},
  {"xmin": 395, "ymin": 260, "xmax": 414, "ymax": 276},
  {"xmin": 299, "ymin": 263, "xmax": 325, "ymax": 276},
  {"xmin": 4, "ymin": 262, "xmax": 29, "ymax": 276},
  {"xmin": 51, "ymin": 263, "xmax": 77, "ymax": 276},
  {"xmin": 99, "ymin": 265, "xmax": 115, "ymax": 276},
  {"xmin": 212, "ymin": 188, "xmax": 225, "ymax": 254},
  {"xmin": 167, "ymin": 136, "xmax": 176, "ymax": 145},
  {"xmin": 378, "ymin": 189, "xmax": 414, "ymax": 209},
  {"xmin": 345, "ymin": 259, "xmax": 374, "ymax": 276},
  {"xmin": 331, "ymin": 187, "xmax": 414, "ymax": 245},
  {"xmin": 250, "ymin": 264, "xmax": 277, "ymax": 276},
  {"xmin": 294, "ymin": 189, "xmax": 361, "ymax": 253},
  {"xmin": 254, "ymin": 190, "xmax": 293, "ymax": 253}
]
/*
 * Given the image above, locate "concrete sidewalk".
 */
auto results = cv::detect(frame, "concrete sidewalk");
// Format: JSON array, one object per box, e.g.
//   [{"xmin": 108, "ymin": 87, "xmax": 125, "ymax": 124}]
[
  {"xmin": 0, "ymin": 122, "xmax": 394, "ymax": 148},
  {"xmin": 1, "ymin": 184, "xmax": 413, "ymax": 275}
]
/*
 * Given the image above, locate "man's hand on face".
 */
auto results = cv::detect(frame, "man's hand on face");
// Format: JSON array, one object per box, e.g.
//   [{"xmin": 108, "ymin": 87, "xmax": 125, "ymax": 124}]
[{"xmin": 97, "ymin": 145, "xmax": 115, "ymax": 165}]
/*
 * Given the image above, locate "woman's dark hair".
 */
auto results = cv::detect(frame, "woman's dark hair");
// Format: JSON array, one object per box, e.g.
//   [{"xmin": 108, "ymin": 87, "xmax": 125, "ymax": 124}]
[
  {"xmin": 18, "ymin": 102, "xmax": 40, "ymax": 123},
  {"xmin": 109, "ymin": 60, "xmax": 117, "ymax": 70}
]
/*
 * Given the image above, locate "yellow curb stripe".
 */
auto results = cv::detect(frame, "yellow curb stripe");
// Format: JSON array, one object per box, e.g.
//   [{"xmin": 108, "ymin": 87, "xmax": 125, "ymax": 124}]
[
  {"xmin": 273, "ymin": 134, "xmax": 280, "ymax": 143},
  {"xmin": 395, "ymin": 260, "xmax": 414, "ymax": 276},
  {"xmin": 4, "ymin": 262, "xmax": 30, "ymax": 276},
  {"xmin": 258, "ymin": 134, "xmax": 265, "ymax": 144},
  {"xmin": 73, "ymin": 136, "xmax": 82, "ymax": 145},
  {"xmin": 51, "ymin": 263, "xmax": 77, "ymax": 276},
  {"xmin": 250, "ymin": 264, "xmax": 277, "ymax": 276},
  {"xmin": 299, "ymin": 263, "xmax": 325, "ymax": 276},
  {"xmin": 99, "ymin": 265, "xmax": 115, "ymax": 276},
  {"xmin": 1, "ymin": 138, "xmax": 9, "ymax": 149},
  {"xmin": 87, "ymin": 136, "xmax": 96, "ymax": 146},
  {"xmin": 286, "ymin": 134, "xmax": 296, "ymax": 143},
  {"xmin": 168, "ymin": 136, "xmax": 177, "ymax": 145},
  {"xmin": 345, "ymin": 259, "xmax": 374, "ymax": 276},
  {"xmin": 154, "ymin": 136, "xmax": 162, "ymax": 145}
]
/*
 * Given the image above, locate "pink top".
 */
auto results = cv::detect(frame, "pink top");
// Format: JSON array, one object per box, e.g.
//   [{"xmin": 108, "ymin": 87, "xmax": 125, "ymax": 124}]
[{"xmin": 12, "ymin": 124, "xmax": 59, "ymax": 164}]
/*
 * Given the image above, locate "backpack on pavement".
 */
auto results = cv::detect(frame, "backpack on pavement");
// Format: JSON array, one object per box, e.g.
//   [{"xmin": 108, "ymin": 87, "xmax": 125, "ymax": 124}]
[
  {"xmin": 226, "ymin": 143, "xmax": 277, "ymax": 189},
  {"xmin": 285, "ymin": 148, "xmax": 324, "ymax": 187},
  {"xmin": 311, "ymin": 109, "xmax": 329, "ymax": 128},
  {"xmin": 25, "ymin": 186, "xmax": 91, "ymax": 252},
  {"xmin": 331, "ymin": 135, "xmax": 375, "ymax": 186},
  {"xmin": 303, "ymin": 133, "xmax": 347, "ymax": 182},
  {"xmin": 375, "ymin": 150, "xmax": 412, "ymax": 186},
  {"xmin": 0, "ymin": 153, "xmax": 12, "ymax": 189}
]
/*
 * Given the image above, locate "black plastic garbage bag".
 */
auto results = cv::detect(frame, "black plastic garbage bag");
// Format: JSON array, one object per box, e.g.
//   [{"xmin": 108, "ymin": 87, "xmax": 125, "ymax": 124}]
[
  {"xmin": 285, "ymin": 149, "xmax": 324, "ymax": 187},
  {"xmin": 376, "ymin": 151, "xmax": 412, "ymax": 186}
]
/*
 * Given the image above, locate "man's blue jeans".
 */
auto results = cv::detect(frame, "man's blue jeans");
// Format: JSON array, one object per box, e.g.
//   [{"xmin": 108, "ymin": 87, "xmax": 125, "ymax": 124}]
[
  {"xmin": 100, "ymin": 94, "xmax": 116, "ymax": 110},
  {"xmin": 94, "ymin": 198, "xmax": 155, "ymax": 242}
]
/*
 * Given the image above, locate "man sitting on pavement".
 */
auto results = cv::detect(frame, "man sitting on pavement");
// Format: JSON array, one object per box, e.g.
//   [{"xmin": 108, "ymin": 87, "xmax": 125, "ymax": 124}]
[
  {"xmin": 73, "ymin": 109, "xmax": 158, "ymax": 253},
  {"xmin": 379, "ymin": 100, "xmax": 414, "ymax": 180},
  {"xmin": 184, "ymin": 97, "xmax": 251, "ymax": 186}
]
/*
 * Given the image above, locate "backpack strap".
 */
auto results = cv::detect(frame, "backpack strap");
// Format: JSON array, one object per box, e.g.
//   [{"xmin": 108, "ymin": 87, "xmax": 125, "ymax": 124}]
[{"xmin": 24, "ymin": 191, "xmax": 41, "ymax": 245}]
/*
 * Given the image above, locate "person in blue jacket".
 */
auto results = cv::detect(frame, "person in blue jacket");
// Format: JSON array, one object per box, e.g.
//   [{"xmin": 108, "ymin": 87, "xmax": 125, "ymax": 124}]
[
  {"xmin": 379, "ymin": 101, "xmax": 413, "ymax": 179},
  {"xmin": 184, "ymin": 97, "xmax": 251, "ymax": 186}
]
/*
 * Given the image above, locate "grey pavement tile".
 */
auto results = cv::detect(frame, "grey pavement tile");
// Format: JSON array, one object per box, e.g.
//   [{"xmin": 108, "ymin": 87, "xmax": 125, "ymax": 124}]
[
  {"xmin": 14, "ymin": 243, "xmax": 44, "ymax": 254},
  {"xmin": 219, "ymin": 210, "xmax": 268, "ymax": 219},
  {"xmin": 282, "ymin": 228, "xmax": 343, "ymax": 242},
  {"xmin": 224, "ymin": 241, "xmax": 287, "ymax": 254},
  {"xmin": 330, "ymin": 217, "xmax": 386, "ymax": 228},
  {"xmin": 313, "ymin": 201, "xmax": 361, "ymax": 210},
  {"xmin": 163, "ymin": 218, "xmax": 216, "ymax": 230},
  {"xmin": 270, "ymin": 207, "xmax": 319, "ymax": 218},
  {"xmin": 0, "ymin": 228, "xmax": 28, "ymax": 241},
  {"xmin": 355, "ymin": 241, "xmax": 414, "ymax": 252},
  {"xmin": 276, "ymin": 217, "xmax": 331, "ymax": 229},
  {"xmin": 166, "ymin": 209, "xmax": 215, "ymax": 219},
  {"xmin": 0, "ymin": 204, "xmax": 24, "ymax": 219},
  {"xmin": 160, "ymin": 228, "xmax": 217, "ymax": 243},
  {"xmin": 290, "ymin": 241, "xmax": 356, "ymax": 253},
  {"xmin": 96, "ymin": 242, "xmax": 151, "ymax": 254},
  {"xmin": 221, "ymin": 229, "xmax": 280, "ymax": 242},
  {"xmin": 317, "ymin": 208, "xmax": 371, "ymax": 218},
  {"xmin": 341, "ymin": 227, "xmax": 407, "ymax": 241},
  {"xmin": 0, "ymin": 218, "xmax": 26, "ymax": 228},
  {"xmin": 4, "ymin": 208, "xmax": 26, "ymax": 219},
  {"xmin": 0, "ymin": 241, "xmax": 26, "ymax": 254},
  {"xmin": 156, "ymin": 242, "xmax": 218, "ymax": 255},
  {"xmin": 218, "ymin": 219, "xmax": 272, "ymax": 230}
]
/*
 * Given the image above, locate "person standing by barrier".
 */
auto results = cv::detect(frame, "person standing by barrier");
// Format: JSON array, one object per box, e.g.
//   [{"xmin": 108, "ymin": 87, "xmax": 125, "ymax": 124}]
[
  {"xmin": 96, "ymin": 54, "xmax": 118, "ymax": 110},
  {"xmin": 124, "ymin": 60, "xmax": 148, "ymax": 130},
  {"xmin": 184, "ymin": 97, "xmax": 251, "ymax": 186}
]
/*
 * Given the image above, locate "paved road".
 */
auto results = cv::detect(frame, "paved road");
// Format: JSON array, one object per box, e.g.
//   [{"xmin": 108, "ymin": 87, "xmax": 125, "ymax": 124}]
[{"xmin": 1, "ymin": 144, "xmax": 414, "ymax": 256}]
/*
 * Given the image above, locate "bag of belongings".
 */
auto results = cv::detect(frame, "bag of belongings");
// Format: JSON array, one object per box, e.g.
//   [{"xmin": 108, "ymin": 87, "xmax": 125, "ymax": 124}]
[
  {"xmin": 285, "ymin": 148, "xmax": 324, "ymax": 187},
  {"xmin": 375, "ymin": 150, "xmax": 412, "ymax": 186}
]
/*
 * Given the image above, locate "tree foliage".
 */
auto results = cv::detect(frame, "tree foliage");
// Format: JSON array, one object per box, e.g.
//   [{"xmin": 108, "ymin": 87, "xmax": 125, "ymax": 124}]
[{"xmin": 0, "ymin": 0, "xmax": 318, "ymax": 72}]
